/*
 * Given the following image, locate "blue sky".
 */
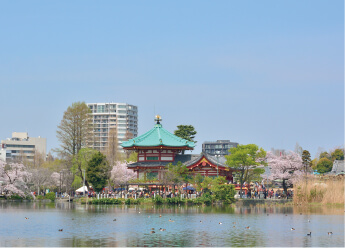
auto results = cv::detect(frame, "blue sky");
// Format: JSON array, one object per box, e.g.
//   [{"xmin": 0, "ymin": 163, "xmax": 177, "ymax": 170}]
[{"xmin": 0, "ymin": 1, "xmax": 343, "ymax": 157}]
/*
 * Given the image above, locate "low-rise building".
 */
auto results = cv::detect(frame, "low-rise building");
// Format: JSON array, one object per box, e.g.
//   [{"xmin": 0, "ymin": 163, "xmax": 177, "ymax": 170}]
[
  {"xmin": 0, "ymin": 144, "xmax": 8, "ymax": 162},
  {"xmin": 1, "ymin": 132, "xmax": 46, "ymax": 163}
]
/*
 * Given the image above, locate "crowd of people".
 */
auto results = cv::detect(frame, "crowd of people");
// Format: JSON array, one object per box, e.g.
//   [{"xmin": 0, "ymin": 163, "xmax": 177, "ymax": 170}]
[{"xmin": 64, "ymin": 181, "xmax": 295, "ymax": 200}]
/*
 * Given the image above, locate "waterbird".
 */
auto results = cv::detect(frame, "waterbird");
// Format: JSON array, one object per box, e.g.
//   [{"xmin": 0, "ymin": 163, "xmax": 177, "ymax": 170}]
[
  {"xmin": 113, "ymin": 219, "xmax": 116, "ymax": 221},
  {"xmin": 307, "ymin": 232, "xmax": 312, "ymax": 236},
  {"xmin": 159, "ymin": 214, "xmax": 162, "ymax": 218},
  {"xmin": 233, "ymin": 226, "xmax": 236, "ymax": 228},
  {"xmin": 150, "ymin": 231, "xmax": 155, "ymax": 234},
  {"xmin": 151, "ymin": 228, "xmax": 155, "ymax": 230},
  {"xmin": 25, "ymin": 217, "xmax": 29, "ymax": 220},
  {"xmin": 267, "ymin": 214, "xmax": 269, "ymax": 216},
  {"xmin": 308, "ymin": 219, "xmax": 310, "ymax": 222},
  {"xmin": 219, "ymin": 222, "xmax": 222, "ymax": 225},
  {"xmin": 328, "ymin": 232, "xmax": 333, "ymax": 235},
  {"xmin": 169, "ymin": 219, "xmax": 175, "ymax": 222},
  {"xmin": 58, "ymin": 229, "xmax": 63, "ymax": 232},
  {"xmin": 291, "ymin": 228, "xmax": 295, "ymax": 231},
  {"xmin": 200, "ymin": 221, "xmax": 202, "ymax": 223},
  {"xmin": 245, "ymin": 226, "xmax": 250, "ymax": 229},
  {"xmin": 232, "ymin": 222, "xmax": 236, "ymax": 224}
]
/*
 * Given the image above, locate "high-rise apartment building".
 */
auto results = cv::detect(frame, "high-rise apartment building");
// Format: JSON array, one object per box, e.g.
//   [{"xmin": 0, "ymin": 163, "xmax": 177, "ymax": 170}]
[
  {"xmin": 1, "ymin": 132, "xmax": 47, "ymax": 162},
  {"xmin": 87, "ymin": 102, "xmax": 138, "ymax": 152}
]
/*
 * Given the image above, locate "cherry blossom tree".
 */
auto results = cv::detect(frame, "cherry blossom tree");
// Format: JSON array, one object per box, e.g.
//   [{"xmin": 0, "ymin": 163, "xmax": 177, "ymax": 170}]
[
  {"xmin": 266, "ymin": 151, "xmax": 304, "ymax": 194},
  {"xmin": 50, "ymin": 172, "xmax": 61, "ymax": 187},
  {"xmin": 110, "ymin": 161, "xmax": 136, "ymax": 189},
  {"xmin": 0, "ymin": 160, "xmax": 31, "ymax": 197}
]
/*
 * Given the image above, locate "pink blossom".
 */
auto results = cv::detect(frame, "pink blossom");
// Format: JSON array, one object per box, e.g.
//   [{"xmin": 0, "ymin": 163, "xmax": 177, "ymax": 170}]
[
  {"xmin": 0, "ymin": 160, "xmax": 31, "ymax": 197},
  {"xmin": 111, "ymin": 161, "xmax": 136, "ymax": 186},
  {"xmin": 266, "ymin": 151, "xmax": 304, "ymax": 189}
]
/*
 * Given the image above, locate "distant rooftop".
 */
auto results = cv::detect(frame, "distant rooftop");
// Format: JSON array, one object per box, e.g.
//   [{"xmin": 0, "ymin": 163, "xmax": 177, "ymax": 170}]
[
  {"xmin": 329, "ymin": 160, "xmax": 345, "ymax": 175},
  {"xmin": 204, "ymin": 140, "xmax": 231, "ymax": 143}
]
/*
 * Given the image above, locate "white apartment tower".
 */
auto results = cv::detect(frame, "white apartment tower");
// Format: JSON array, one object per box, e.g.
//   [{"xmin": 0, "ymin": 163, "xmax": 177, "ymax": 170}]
[{"xmin": 87, "ymin": 102, "xmax": 138, "ymax": 152}]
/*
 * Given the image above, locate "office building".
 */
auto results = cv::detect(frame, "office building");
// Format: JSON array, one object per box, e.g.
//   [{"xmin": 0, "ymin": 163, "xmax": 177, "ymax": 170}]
[
  {"xmin": 87, "ymin": 102, "xmax": 138, "ymax": 152},
  {"xmin": 1, "ymin": 132, "xmax": 47, "ymax": 162},
  {"xmin": 202, "ymin": 140, "xmax": 239, "ymax": 156}
]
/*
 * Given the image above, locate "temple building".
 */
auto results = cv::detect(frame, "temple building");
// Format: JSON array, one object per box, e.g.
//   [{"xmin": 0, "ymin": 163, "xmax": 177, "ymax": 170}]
[{"xmin": 122, "ymin": 116, "xmax": 234, "ymax": 182}]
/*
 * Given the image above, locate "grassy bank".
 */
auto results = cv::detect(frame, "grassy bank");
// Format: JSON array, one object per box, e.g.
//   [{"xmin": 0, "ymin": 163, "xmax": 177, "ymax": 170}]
[
  {"xmin": 76, "ymin": 195, "xmax": 234, "ymax": 206},
  {"xmin": 293, "ymin": 176, "xmax": 344, "ymax": 205}
]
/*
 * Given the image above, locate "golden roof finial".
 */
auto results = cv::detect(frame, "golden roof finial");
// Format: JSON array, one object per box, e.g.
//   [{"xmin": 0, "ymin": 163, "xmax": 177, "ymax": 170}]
[{"xmin": 155, "ymin": 115, "xmax": 162, "ymax": 124}]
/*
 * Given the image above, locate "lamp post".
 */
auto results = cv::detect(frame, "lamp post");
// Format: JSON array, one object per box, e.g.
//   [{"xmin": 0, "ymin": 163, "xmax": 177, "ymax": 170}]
[
  {"xmin": 82, "ymin": 169, "xmax": 86, "ymax": 197},
  {"xmin": 59, "ymin": 171, "xmax": 62, "ymax": 197}
]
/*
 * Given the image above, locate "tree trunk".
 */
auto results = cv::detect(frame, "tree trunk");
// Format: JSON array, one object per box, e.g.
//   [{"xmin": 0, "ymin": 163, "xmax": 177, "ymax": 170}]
[
  {"xmin": 282, "ymin": 180, "xmax": 287, "ymax": 196},
  {"xmin": 240, "ymin": 183, "xmax": 243, "ymax": 199},
  {"xmin": 239, "ymin": 170, "xmax": 244, "ymax": 198}
]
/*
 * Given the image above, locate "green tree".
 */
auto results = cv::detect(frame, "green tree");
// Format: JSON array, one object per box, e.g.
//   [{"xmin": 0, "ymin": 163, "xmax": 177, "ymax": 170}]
[
  {"xmin": 248, "ymin": 167, "xmax": 266, "ymax": 182},
  {"xmin": 311, "ymin": 158, "xmax": 318, "ymax": 170},
  {"xmin": 167, "ymin": 161, "xmax": 190, "ymax": 193},
  {"xmin": 212, "ymin": 177, "xmax": 235, "ymax": 203},
  {"xmin": 200, "ymin": 176, "xmax": 214, "ymax": 194},
  {"xmin": 127, "ymin": 152, "xmax": 138, "ymax": 163},
  {"xmin": 71, "ymin": 148, "xmax": 98, "ymax": 187},
  {"xmin": 319, "ymin": 151, "xmax": 331, "ymax": 160},
  {"xmin": 316, "ymin": 157, "xmax": 333, "ymax": 174},
  {"xmin": 56, "ymin": 102, "xmax": 93, "ymax": 159},
  {"xmin": 331, "ymin": 149, "xmax": 344, "ymax": 161},
  {"xmin": 174, "ymin": 125, "xmax": 197, "ymax": 154},
  {"xmin": 190, "ymin": 173, "xmax": 204, "ymax": 192},
  {"xmin": 225, "ymin": 144, "xmax": 266, "ymax": 198},
  {"xmin": 302, "ymin": 150, "xmax": 312, "ymax": 172},
  {"xmin": 86, "ymin": 152, "xmax": 111, "ymax": 193}
]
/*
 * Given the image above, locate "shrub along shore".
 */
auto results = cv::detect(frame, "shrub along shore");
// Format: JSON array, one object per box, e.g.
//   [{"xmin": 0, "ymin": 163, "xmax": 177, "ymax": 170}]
[{"xmin": 76, "ymin": 194, "xmax": 230, "ymax": 206}]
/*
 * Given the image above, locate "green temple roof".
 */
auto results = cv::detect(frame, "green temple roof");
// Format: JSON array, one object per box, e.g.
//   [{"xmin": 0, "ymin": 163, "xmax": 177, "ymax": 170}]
[{"xmin": 122, "ymin": 118, "xmax": 195, "ymax": 149}]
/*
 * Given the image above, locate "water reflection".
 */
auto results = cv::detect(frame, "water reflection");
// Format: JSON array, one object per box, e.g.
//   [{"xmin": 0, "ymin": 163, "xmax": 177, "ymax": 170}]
[{"xmin": 0, "ymin": 201, "xmax": 343, "ymax": 247}]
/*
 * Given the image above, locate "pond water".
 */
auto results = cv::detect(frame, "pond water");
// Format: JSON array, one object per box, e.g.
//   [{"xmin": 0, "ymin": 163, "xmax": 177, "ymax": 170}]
[{"xmin": 0, "ymin": 201, "xmax": 343, "ymax": 247}]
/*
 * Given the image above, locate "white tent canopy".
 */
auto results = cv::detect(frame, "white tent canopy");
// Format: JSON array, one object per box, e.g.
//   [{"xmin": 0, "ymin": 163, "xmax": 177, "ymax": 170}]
[{"xmin": 76, "ymin": 186, "xmax": 88, "ymax": 192}]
